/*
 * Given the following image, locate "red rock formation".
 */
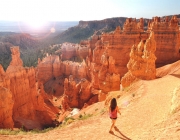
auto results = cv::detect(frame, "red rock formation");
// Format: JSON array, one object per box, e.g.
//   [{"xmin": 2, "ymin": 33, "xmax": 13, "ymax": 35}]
[
  {"xmin": 61, "ymin": 43, "xmax": 77, "ymax": 60},
  {"xmin": 148, "ymin": 16, "xmax": 180, "ymax": 67},
  {"xmin": 121, "ymin": 32, "xmax": 156, "ymax": 87},
  {"xmin": 62, "ymin": 76, "xmax": 81, "ymax": 109},
  {"xmin": 79, "ymin": 79, "xmax": 93, "ymax": 107},
  {"xmin": 62, "ymin": 75, "xmax": 98, "ymax": 110},
  {"xmin": 9, "ymin": 46, "xmax": 23, "ymax": 67},
  {"xmin": 93, "ymin": 25, "xmax": 142, "ymax": 78},
  {"xmin": 123, "ymin": 18, "xmax": 143, "ymax": 33},
  {"xmin": 53, "ymin": 56, "xmax": 62, "ymax": 77},
  {"xmin": 97, "ymin": 49, "xmax": 120, "ymax": 93},
  {"xmin": 37, "ymin": 55, "xmax": 57, "ymax": 83},
  {"xmin": 0, "ymin": 72, "xmax": 17, "ymax": 129},
  {"xmin": 0, "ymin": 47, "xmax": 59, "ymax": 130},
  {"xmin": 61, "ymin": 42, "xmax": 89, "ymax": 61},
  {"xmin": 37, "ymin": 54, "xmax": 89, "ymax": 98},
  {"xmin": 61, "ymin": 60, "xmax": 87, "ymax": 78},
  {"xmin": 37, "ymin": 55, "xmax": 88, "ymax": 83},
  {"xmin": 0, "ymin": 78, "xmax": 14, "ymax": 129},
  {"xmin": 90, "ymin": 24, "xmax": 143, "ymax": 92}
]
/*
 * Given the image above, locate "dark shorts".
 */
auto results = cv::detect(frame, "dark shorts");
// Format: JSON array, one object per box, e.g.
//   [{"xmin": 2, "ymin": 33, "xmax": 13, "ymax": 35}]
[{"xmin": 110, "ymin": 117, "xmax": 117, "ymax": 120}]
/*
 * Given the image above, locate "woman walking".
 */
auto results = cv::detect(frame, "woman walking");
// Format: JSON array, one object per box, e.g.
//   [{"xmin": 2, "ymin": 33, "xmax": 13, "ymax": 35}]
[{"xmin": 109, "ymin": 98, "xmax": 121, "ymax": 133}]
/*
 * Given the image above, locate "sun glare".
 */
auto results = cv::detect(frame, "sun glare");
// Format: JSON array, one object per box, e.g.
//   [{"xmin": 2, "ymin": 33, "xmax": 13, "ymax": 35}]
[{"xmin": 24, "ymin": 19, "xmax": 48, "ymax": 29}]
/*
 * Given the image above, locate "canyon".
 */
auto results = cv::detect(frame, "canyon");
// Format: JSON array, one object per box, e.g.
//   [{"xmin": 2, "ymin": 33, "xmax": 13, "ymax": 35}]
[
  {"xmin": 36, "ymin": 15, "xmax": 180, "ymax": 117},
  {"xmin": 0, "ymin": 15, "xmax": 180, "ymax": 130}
]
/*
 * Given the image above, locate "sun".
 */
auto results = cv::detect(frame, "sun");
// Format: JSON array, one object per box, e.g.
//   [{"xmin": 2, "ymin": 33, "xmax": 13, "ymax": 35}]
[{"xmin": 24, "ymin": 19, "xmax": 48, "ymax": 29}]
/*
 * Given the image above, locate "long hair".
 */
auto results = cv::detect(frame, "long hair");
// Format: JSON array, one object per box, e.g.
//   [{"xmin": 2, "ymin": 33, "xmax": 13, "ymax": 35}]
[{"xmin": 110, "ymin": 98, "xmax": 117, "ymax": 112}]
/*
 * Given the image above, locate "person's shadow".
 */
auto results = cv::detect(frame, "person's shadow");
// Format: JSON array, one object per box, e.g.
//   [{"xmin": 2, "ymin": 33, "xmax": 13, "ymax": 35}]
[{"xmin": 109, "ymin": 126, "xmax": 131, "ymax": 140}]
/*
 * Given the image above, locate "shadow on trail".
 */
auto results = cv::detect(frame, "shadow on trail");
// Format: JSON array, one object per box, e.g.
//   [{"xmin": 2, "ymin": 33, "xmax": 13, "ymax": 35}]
[
  {"xmin": 109, "ymin": 126, "xmax": 131, "ymax": 140},
  {"xmin": 170, "ymin": 74, "xmax": 180, "ymax": 78}
]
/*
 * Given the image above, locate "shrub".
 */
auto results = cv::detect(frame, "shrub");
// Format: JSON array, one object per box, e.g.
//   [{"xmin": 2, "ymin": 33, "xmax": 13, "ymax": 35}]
[
  {"xmin": 64, "ymin": 117, "xmax": 75, "ymax": 125},
  {"xmin": 78, "ymin": 113, "xmax": 93, "ymax": 120}
]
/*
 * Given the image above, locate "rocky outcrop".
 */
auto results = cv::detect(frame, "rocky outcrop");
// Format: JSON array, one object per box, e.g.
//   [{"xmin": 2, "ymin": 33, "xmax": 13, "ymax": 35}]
[
  {"xmin": 61, "ymin": 43, "xmax": 77, "ymax": 60},
  {"xmin": 37, "ymin": 55, "xmax": 59, "ymax": 83},
  {"xmin": 0, "ymin": 46, "xmax": 59, "ymax": 130},
  {"xmin": 90, "ymin": 24, "xmax": 143, "ymax": 92},
  {"xmin": 123, "ymin": 18, "xmax": 144, "ymax": 33},
  {"xmin": 148, "ymin": 16, "xmax": 180, "ymax": 67},
  {"xmin": 9, "ymin": 47, "xmax": 23, "ymax": 67},
  {"xmin": 63, "ymin": 76, "xmax": 81, "ymax": 109},
  {"xmin": 62, "ymin": 76, "xmax": 98, "ymax": 110},
  {"xmin": 96, "ymin": 49, "xmax": 120, "ymax": 93},
  {"xmin": 121, "ymin": 32, "xmax": 156, "ymax": 87},
  {"xmin": 37, "ymin": 55, "xmax": 87, "ymax": 82},
  {"xmin": 93, "ymin": 25, "xmax": 143, "ymax": 78},
  {"xmin": 61, "ymin": 42, "xmax": 89, "ymax": 61},
  {"xmin": 0, "ymin": 86, "xmax": 14, "ymax": 129},
  {"xmin": 78, "ymin": 17, "xmax": 127, "ymax": 28}
]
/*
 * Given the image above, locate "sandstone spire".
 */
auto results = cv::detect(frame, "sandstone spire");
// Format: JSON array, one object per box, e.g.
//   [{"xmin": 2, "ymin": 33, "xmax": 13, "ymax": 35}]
[
  {"xmin": 9, "ymin": 46, "xmax": 23, "ymax": 67},
  {"xmin": 121, "ymin": 32, "xmax": 156, "ymax": 88}
]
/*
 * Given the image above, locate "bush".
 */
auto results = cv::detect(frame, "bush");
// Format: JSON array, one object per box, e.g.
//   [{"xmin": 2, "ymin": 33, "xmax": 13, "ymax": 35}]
[
  {"xmin": 64, "ymin": 117, "xmax": 75, "ymax": 125},
  {"xmin": 78, "ymin": 113, "xmax": 93, "ymax": 120}
]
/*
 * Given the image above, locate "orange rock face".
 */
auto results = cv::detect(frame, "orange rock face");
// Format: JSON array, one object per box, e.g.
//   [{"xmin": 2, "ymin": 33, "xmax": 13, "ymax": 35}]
[
  {"xmin": 61, "ymin": 42, "xmax": 89, "ymax": 61},
  {"xmin": 0, "ymin": 86, "xmax": 14, "ymax": 129},
  {"xmin": 62, "ymin": 75, "xmax": 98, "ymax": 110},
  {"xmin": 37, "ymin": 55, "xmax": 58, "ymax": 83},
  {"xmin": 148, "ymin": 16, "xmax": 180, "ymax": 67},
  {"xmin": 0, "ymin": 47, "xmax": 59, "ymax": 130},
  {"xmin": 92, "ymin": 25, "xmax": 142, "ymax": 78},
  {"xmin": 97, "ymin": 50, "xmax": 120, "ymax": 93},
  {"xmin": 37, "ymin": 55, "xmax": 88, "ymax": 84},
  {"xmin": 9, "ymin": 46, "xmax": 23, "ymax": 67},
  {"xmin": 121, "ymin": 32, "xmax": 156, "ymax": 87},
  {"xmin": 63, "ymin": 76, "xmax": 81, "ymax": 109}
]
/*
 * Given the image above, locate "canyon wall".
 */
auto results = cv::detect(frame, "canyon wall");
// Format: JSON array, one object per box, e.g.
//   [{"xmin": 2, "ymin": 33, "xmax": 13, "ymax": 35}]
[
  {"xmin": 148, "ymin": 15, "xmax": 180, "ymax": 67},
  {"xmin": 37, "ymin": 55, "xmax": 88, "ymax": 84},
  {"xmin": 62, "ymin": 76, "xmax": 98, "ymax": 110},
  {"xmin": 61, "ymin": 42, "xmax": 89, "ymax": 61}
]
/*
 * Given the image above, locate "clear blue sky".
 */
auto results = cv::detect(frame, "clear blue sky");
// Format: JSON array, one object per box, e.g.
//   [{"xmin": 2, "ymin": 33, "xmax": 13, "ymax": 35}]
[{"xmin": 0, "ymin": 0, "xmax": 179, "ymax": 21}]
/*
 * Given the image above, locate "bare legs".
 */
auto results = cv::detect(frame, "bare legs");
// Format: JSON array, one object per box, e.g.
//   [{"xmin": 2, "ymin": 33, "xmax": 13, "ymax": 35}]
[{"xmin": 110, "ymin": 119, "xmax": 116, "ymax": 132}]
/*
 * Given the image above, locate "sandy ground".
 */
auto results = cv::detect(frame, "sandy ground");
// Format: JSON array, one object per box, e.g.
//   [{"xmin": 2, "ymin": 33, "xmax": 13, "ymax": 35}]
[{"xmin": 1, "ymin": 62, "xmax": 180, "ymax": 140}]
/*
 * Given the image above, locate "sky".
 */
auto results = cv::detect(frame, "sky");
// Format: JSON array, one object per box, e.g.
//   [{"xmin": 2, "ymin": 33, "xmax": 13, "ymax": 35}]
[{"xmin": 0, "ymin": 0, "xmax": 180, "ymax": 22}]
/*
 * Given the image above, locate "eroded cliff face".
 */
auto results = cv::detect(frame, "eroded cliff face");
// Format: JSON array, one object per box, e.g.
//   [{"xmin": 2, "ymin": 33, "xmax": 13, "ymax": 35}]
[
  {"xmin": 62, "ymin": 76, "xmax": 98, "ymax": 110},
  {"xmin": 0, "ymin": 88, "xmax": 13, "ymax": 129},
  {"xmin": 148, "ymin": 16, "xmax": 180, "ymax": 67},
  {"xmin": 121, "ymin": 32, "xmax": 156, "ymax": 87},
  {"xmin": 96, "ymin": 49, "xmax": 120, "ymax": 93},
  {"xmin": 61, "ymin": 42, "xmax": 89, "ymax": 61},
  {"xmin": 37, "ymin": 55, "xmax": 88, "ymax": 83},
  {"xmin": 92, "ymin": 24, "xmax": 143, "ymax": 78},
  {"xmin": 0, "ymin": 47, "xmax": 59, "ymax": 130}
]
